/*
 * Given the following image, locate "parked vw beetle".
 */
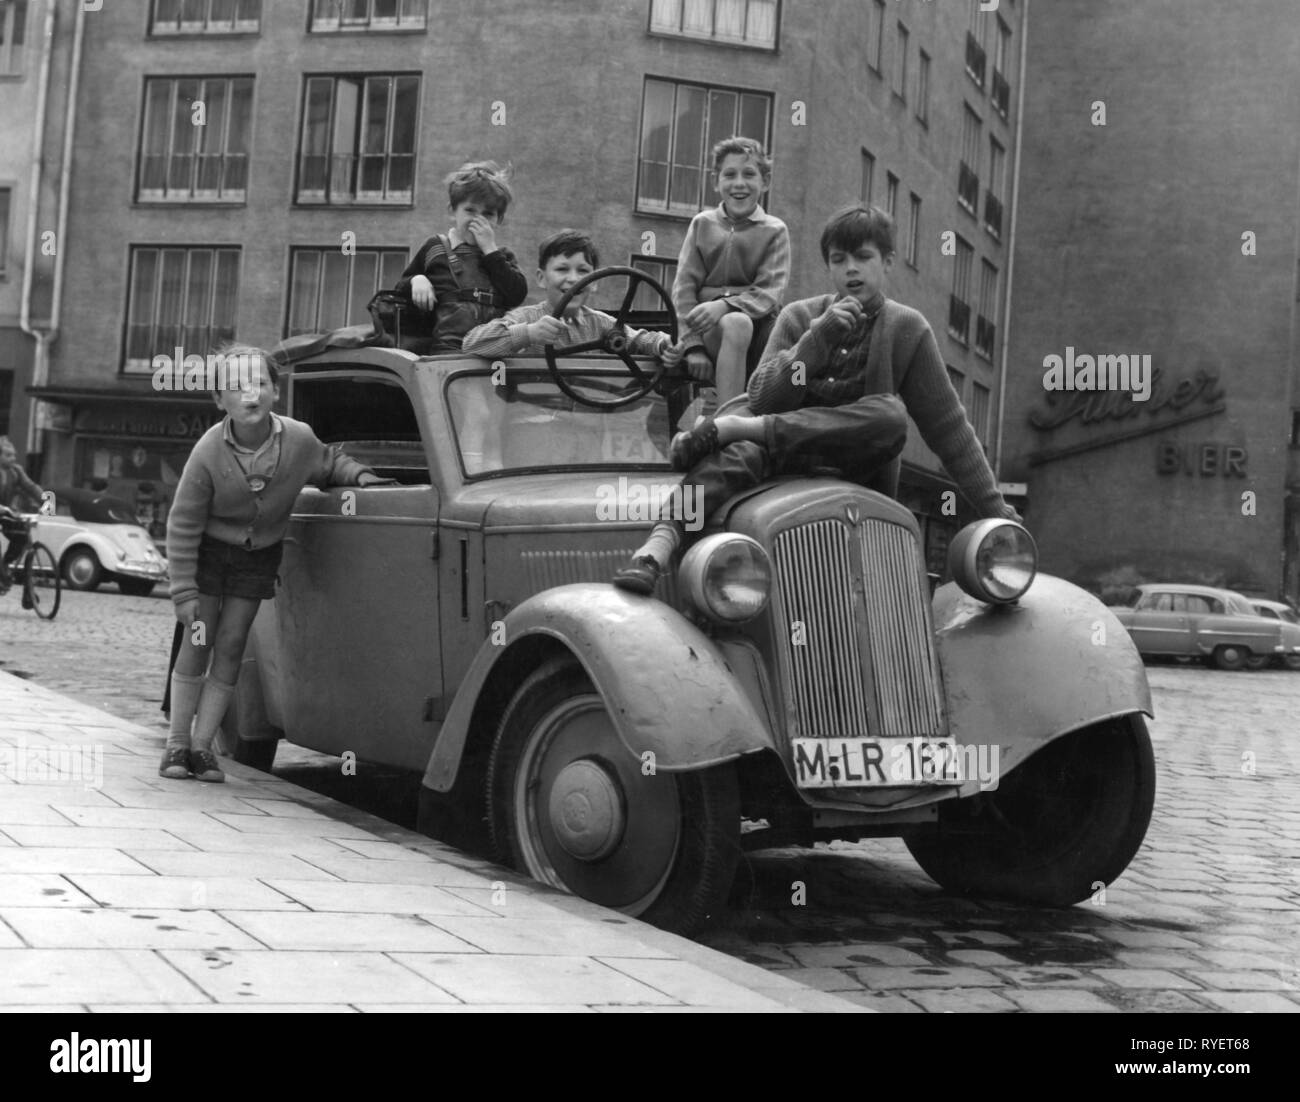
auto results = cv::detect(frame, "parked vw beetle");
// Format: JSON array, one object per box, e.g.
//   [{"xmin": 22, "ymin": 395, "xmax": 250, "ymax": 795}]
[
  {"xmin": 1111, "ymin": 583, "xmax": 1291, "ymax": 671},
  {"xmin": 32, "ymin": 487, "xmax": 168, "ymax": 596},
  {"xmin": 220, "ymin": 272, "xmax": 1156, "ymax": 934}
]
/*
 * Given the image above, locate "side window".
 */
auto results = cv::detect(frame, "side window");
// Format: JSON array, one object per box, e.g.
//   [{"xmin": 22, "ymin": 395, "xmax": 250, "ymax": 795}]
[
  {"xmin": 1169, "ymin": 594, "xmax": 1187, "ymax": 613},
  {"xmin": 290, "ymin": 374, "xmax": 429, "ymax": 484},
  {"xmin": 1203, "ymin": 597, "xmax": 1224, "ymax": 614},
  {"xmin": 1257, "ymin": 607, "xmax": 1279, "ymax": 619}
]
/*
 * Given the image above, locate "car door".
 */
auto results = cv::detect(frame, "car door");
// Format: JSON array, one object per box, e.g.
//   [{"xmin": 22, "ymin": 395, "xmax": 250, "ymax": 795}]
[
  {"xmin": 1126, "ymin": 592, "xmax": 1191, "ymax": 654},
  {"xmin": 274, "ymin": 370, "xmax": 442, "ymax": 772}
]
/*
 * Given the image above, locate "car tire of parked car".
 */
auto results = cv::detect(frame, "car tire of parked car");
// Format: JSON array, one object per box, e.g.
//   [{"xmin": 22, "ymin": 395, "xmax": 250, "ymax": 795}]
[
  {"xmin": 903, "ymin": 714, "xmax": 1156, "ymax": 907},
  {"xmin": 1212, "ymin": 644, "xmax": 1248, "ymax": 671},
  {"xmin": 1284, "ymin": 655, "xmax": 1300, "ymax": 671},
  {"xmin": 62, "ymin": 548, "xmax": 102, "ymax": 591},
  {"xmin": 1244, "ymin": 654, "xmax": 1270, "ymax": 671},
  {"xmin": 486, "ymin": 657, "xmax": 741, "ymax": 935},
  {"xmin": 117, "ymin": 578, "xmax": 156, "ymax": 597}
]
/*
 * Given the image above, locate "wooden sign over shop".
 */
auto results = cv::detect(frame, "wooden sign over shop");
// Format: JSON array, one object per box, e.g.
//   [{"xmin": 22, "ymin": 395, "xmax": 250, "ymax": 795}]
[{"xmin": 75, "ymin": 407, "xmax": 220, "ymax": 440}]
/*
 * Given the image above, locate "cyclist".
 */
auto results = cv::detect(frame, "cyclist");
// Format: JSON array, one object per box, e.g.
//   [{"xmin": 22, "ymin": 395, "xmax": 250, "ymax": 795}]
[{"xmin": 0, "ymin": 436, "xmax": 44, "ymax": 609}]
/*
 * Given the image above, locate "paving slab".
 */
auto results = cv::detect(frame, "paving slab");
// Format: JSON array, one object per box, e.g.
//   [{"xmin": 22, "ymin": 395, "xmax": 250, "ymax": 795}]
[{"xmin": 0, "ymin": 669, "xmax": 857, "ymax": 1013}]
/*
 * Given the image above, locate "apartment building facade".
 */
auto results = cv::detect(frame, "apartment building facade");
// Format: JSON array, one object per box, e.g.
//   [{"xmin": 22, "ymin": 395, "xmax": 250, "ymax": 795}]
[{"xmin": 8, "ymin": 0, "xmax": 1023, "ymax": 566}]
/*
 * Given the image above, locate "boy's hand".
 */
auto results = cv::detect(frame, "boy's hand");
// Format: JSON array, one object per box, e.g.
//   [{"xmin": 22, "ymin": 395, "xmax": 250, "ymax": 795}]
[
  {"xmin": 175, "ymin": 599, "xmax": 200, "ymax": 630},
  {"xmin": 410, "ymin": 274, "xmax": 436, "ymax": 311},
  {"xmin": 684, "ymin": 349, "xmax": 715, "ymax": 382},
  {"xmin": 660, "ymin": 341, "xmax": 685, "ymax": 369},
  {"xmin": 527, "ymin": 316, "xmax": 570, "ymax": 346},
  {"xmin": 684, "ymin": 300, "xmax": 729, "ymax": 334},
  {"xmin": 466, "ymin": 216, "xmax": 499, "ymax": 255},
  {"xmin": 356, "ymin": 472, "xmax": 398, "ymax": 487},
  {"xmin": 814, "ymin": 296, "xmax": 863, "ymax": 343}
]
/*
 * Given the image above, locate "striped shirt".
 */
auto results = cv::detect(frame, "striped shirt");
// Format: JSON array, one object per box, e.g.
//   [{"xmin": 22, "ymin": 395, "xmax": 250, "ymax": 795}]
[{"xmin": 461, "ymin": 302, "xmax": 672, "ymax": 359}]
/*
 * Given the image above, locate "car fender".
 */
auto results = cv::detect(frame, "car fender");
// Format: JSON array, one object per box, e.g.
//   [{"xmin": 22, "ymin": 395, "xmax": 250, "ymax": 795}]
[
  {"xmin": 424, "ymin": 583, "xmax": 777, "ymax": 792},
  {"xmin": 933, "ymin": 573, "xmax": 1153, "ymax": 790}
]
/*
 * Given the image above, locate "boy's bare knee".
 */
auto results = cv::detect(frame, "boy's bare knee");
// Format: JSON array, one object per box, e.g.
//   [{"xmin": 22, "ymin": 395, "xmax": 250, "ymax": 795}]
[{"xmin": 719, "ymin": 312, "xmax": 753, "ymax": 342}]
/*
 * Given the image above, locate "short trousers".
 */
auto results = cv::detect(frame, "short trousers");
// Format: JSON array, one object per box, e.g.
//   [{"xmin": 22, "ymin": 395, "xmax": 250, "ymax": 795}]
[{"xmin": 195, "ymin": 535, "xmax": 283, "ymax": 601}]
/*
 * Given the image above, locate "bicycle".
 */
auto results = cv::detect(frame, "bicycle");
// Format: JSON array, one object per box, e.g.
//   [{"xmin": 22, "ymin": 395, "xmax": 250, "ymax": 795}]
[{"xmin": 0, "ymin": 508, "xmax": 61, "ymax": 621}]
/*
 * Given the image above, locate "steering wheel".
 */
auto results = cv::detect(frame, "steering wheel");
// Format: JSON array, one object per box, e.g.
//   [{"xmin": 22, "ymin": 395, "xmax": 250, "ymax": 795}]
[{"xmin": 543, "ymin": 265, "xmax": 679, "ymax": 410}]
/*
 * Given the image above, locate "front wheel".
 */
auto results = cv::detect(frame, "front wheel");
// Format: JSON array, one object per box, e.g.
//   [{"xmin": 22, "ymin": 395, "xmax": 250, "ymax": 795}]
[
  {"xmin": 904, "ymin": 715, "xmax": 1155, "ymax": 906},
  {"xmin": 62, "ymin": 548, "xmax": 102, "ymax": 591},
  {"xmin": 23, "ymin": 544, "xmax": 61, "ymax": 620},
  {"xmin": 1213, "ymin": 644, "xmax": 1247, "ymax": 670},
  {"xmin": 487, "ymin": 658, "xmax": 740, "ymax": 935},
  {"xmin": 1283, "ymin": 655, "xmax": 1300, "ymax": 672}
]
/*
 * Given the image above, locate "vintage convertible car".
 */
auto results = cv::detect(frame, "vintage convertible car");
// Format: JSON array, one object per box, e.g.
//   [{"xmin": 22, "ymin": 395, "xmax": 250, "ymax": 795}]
[
  {"xmin": 1111, "ymin": 583, "xmax": 1296, "ymax": 671},
  {"xmin": 219, "ymin": 268, "xmax": 1156, "ymax": 933},
  {"xmin": 31, "ymin": 487, "xmax": 168, "ymax": 596}
]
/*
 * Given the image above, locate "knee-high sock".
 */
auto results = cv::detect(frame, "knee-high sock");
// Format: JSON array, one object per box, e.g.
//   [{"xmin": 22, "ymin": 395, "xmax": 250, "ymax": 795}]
[
  {"xmin": 190, "ymin": 677, "xmax": 235, "ymax": 753},
  {"xmin": 166, "ymin": 672, "xmax": 205, "ymax": 752},
  {"xmin": 639, "ymin": 521, "xmax": 683, "ymax": 565}
]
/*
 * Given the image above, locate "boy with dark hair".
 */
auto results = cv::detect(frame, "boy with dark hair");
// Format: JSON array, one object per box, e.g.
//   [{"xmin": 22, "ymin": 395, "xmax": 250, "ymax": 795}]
[
  {"xmin": 462, "ymin": 228, "xmax": 684, "ymax": 363},
  {"xmin": 394, "ymin": 160, "xmax": 529, "ymax": 352},
  {"xmin": 673, "ymin": 136, "xmax": 790, "ymax": 402},
  {"xmin": 614, "ymin": 203, "xmax": 1018, "ymax": 594}
]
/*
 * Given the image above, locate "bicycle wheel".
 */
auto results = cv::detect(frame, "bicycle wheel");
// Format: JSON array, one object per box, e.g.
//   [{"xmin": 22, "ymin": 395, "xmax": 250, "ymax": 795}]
[{"xmin": 23, "ymin": 543, "xmax": 61, "ymax": 620}]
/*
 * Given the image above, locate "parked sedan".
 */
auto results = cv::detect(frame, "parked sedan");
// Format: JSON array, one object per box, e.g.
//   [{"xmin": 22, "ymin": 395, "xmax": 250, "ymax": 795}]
[
  {"xmin": 1112, "ymin": 583, "xmax": 1295, "ymax": 669},
  {"xmin": 1248, "ymin": 599, "xmax": 1300, "ymax": 670},
  {"xmin": 32, "ymin": 487, "xmax": 168, "ymax": 596}
]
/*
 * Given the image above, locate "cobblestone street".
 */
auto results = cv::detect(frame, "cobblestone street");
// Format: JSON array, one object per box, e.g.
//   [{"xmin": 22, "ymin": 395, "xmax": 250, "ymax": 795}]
[{"xmin": 3, "ymin": 588, "xmax": 1298, "ymax": 1013}]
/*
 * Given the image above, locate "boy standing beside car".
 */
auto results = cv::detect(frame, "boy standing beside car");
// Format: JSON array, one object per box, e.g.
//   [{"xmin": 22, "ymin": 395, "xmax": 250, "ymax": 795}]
[
  {"xmin": 0, "ymin": 436, "xmax": 44, "ymax": 608},
  {"xmin": 614, "ymin": 204, "xmax": 1019, "ymax": 594}
]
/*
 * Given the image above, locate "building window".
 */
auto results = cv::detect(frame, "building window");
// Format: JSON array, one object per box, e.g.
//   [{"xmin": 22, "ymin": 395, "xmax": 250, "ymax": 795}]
[
  {"xmin": 970, "ymin": 381, "xmax": 991, "ymax": 447},
  {"xmin": 958, "ymin": 105, "xmax": 981, "ymax": 214},
  {"xmin": 948, "ymin": 236, "xmax": 972, "ymax": 345},
  {"xmin": 885, "ymin": 172, "xmax": 899, "ymax": 219},
  {"xmin": 860, "ymin": 148, "xmax": 875, "ymax": 204},
  {"xmin": 946, "ymin": 365, "xmax": 965, "ymax": 402},
  {"xmin": 992, "ymin": 17, "xmax": 1013, "ymax": 118},
  {"xmin": 0, "ymin": 0, "xmax": 27, "ymax": 75},
  {"xmin": 309, "ymin": 0, "xmax": 427, "ymax": 33},
  {"xmin": 637, "ymin": 77, "xmax": 772, "ymax": 217},
  {"xmin": 905, "ymin": 192, "xmax": 921, "ymax": 268},
  {"xmin": 976, "ymin": 260, "xmax": 998, "ymax": 360},
  {"xmin": 868, "ymin": 0, "xmax": 885, "ymax": 74},
  {"xmin": 916, "ymin": 49, "xmax": 931, "ymax": 125},
  {"xmin": 138, "ymin": 77, "xmax": 253, "ymax": 203},
  {"xmin": 297, "ymin": 74, "xmax": 419, "ymax": 205},
  {"xmin": 123, "ymin": 246, "xmax": 240, "ymax": 373},
  {"xmin": 648, "ymin": 0, "xmax": 779, "ymax": 50},
  {"xmin": 1291, "ymin": 411, "xmax": 1300, "ymax": 447},
  {"xmin": 287, "ymin": 246, "xmax": 407, "ymax": 335},
  {"xmin": 892, "ymin": 22, "xmax": 908, "ymax": 100},
  {"xmin": 629, "ymin": 256, "xmax": 680, "ymax": 312},
  {"xmin": 0, "ymin": 186, "xmax": 9, "ymax": 277},
  {"xmin": 965, "ymin": 0, "xmax": 987, "ymax": 89},
  {"xmin": 150, "ymin": 0, "xmax": 261, "ymax": 35},
  {"xmin": 985, "ymin": 137, "xmax": 1005, "ymax": 238}
]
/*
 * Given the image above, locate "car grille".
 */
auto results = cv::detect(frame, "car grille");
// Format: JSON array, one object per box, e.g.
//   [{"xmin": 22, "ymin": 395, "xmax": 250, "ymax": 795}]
[{"xmin": 772, "ymin": 518, "xmax": 944, "ymax": 739}]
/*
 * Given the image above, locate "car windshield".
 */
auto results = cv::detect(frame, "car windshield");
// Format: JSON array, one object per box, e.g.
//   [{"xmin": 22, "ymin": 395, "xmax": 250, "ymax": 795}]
[{"xmin": 445, "ymin": 364, "xmax": 677, "ymax": 478}]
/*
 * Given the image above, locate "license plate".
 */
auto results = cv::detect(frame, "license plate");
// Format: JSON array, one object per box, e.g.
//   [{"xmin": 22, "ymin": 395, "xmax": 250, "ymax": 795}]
[{"xmin": 793, "ymin": 737, "xmax": 965, "ymax": 788}]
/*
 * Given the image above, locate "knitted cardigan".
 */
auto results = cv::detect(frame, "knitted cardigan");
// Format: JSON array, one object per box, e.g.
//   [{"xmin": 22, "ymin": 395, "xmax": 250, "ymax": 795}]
[
  {"xmin": 748, "ymin": 295, "xmax": 1014, "ymax": 519},
  {"xmin": 167, "ymin": 415, "xmax": 371, "ymax": 605}
]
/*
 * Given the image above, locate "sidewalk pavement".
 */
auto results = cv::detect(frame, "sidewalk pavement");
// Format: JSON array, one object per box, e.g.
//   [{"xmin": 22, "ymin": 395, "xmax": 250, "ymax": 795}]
[{"xmin": 0, "ymin": 670, "xmax": 859, "ymax": 1013}]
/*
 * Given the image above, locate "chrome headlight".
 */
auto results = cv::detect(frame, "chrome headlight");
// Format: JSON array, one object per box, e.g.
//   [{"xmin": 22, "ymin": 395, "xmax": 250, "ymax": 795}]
[
  {"xmin": 949, "ymin": 519, "xmax": 1037, "ymax": 604},
  {"xmin": 679, "ymin": 534, "xmax": 772, "ymax": 624}
]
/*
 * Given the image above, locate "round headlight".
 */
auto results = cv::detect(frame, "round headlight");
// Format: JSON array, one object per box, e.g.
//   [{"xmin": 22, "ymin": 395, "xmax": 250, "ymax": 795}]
[
  {"xmin": 948, "ymin": 519, "xmax": 1037, "ymax": 604},
  {"xmin": 679, "ymin": 534, "xmax": 772, "ymax": 624}
]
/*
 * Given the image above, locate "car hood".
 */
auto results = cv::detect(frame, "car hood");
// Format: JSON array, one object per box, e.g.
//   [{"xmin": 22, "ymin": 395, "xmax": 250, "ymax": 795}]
[{"xmin": 448, "ymin": 470, "xmax": 695, "ymax": 531}]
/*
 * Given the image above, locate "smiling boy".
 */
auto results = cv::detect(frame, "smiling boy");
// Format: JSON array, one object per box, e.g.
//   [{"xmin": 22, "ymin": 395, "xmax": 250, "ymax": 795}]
[
  {"xmin": 673, "ymin": 137, "xmax": 790, "ymax": 403},
  {"xmin": 462, "ymin": 229, "xmax": 684, "ymax": 363},
  {"xmin": 614, "ymin": 203, "xmax": 1017, "ymax": 594},
  {"xmin": 163, "ymin": 346, "xmax": 385, "ymax": 782}
]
